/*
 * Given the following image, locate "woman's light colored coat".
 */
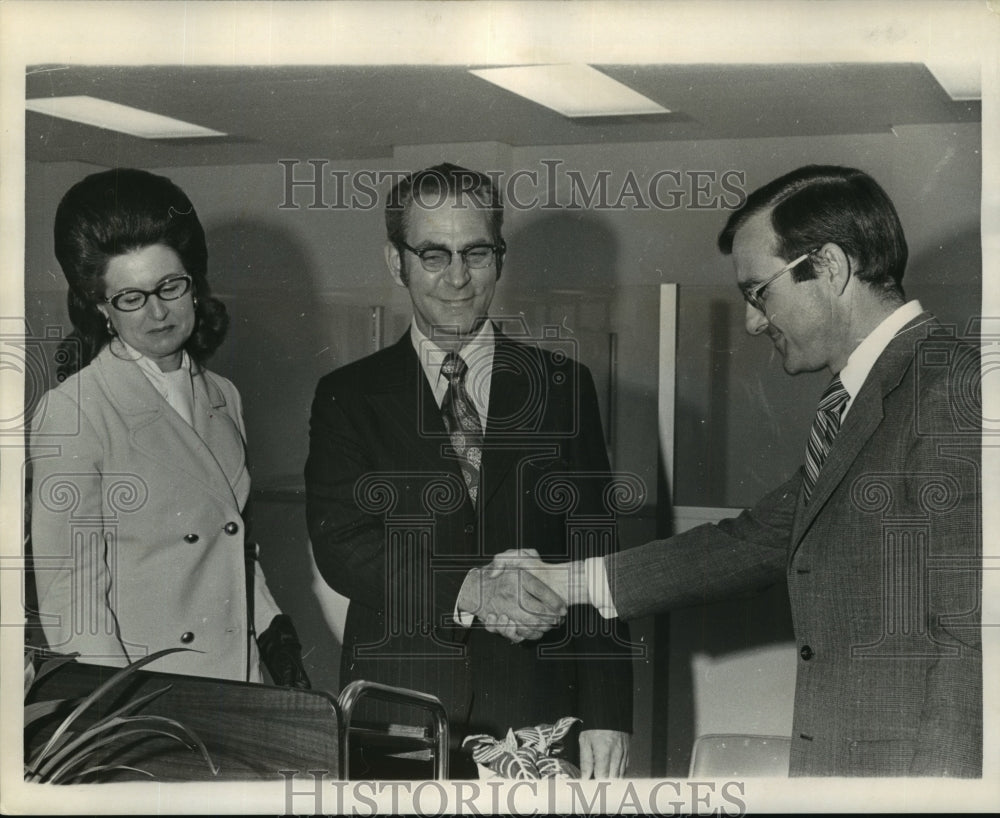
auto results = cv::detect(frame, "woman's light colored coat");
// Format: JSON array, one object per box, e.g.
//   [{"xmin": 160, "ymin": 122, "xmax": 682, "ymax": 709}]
[{"xmin": 30, "ymin": 344, "xmax": 281, "ymax": 681}]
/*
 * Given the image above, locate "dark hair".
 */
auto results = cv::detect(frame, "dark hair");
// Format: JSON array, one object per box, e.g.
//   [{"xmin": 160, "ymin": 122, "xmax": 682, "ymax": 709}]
[
  {"xmin": 718, "ymin": 165, "xmax": 908, "ymax": 299},
  {"xmin": 385, "ymin": 162, "xmax": 505, "ymax": 284},
  {"xmin": 53, "ymin": 168, "xmax": 227, "ymax": 377}
]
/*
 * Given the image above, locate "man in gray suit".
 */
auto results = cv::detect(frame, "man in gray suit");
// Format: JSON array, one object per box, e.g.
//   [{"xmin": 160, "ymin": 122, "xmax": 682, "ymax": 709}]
[{"xmin": 495, "ymin": 165, "xmax": 982, "ymax": 777}]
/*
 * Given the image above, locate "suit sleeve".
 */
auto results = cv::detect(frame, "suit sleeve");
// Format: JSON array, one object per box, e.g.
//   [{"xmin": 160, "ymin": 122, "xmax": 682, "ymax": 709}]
[
  {"xmin": 906, "ymin": 374, "xmax": 982, "ymax": 777},
  {"xmin": 29, "ymin": 388, "xmax": 126, "ymax": 661},
  {"xmin": 566, "ymin": 365, "xmax": 635, "ymax": 734},
  {"xmin": 609, "ymin": 472, "xmax": 797, "ymax": 621},
  {"xmin": 304, "ymin": 375, "xmax": 467, "ymax": 628}
]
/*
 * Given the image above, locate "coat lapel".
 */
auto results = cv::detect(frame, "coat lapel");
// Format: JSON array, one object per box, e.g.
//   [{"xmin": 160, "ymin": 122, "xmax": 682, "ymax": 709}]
[
  {"xmin": 94, "ymin": 346, "xmax": 241, "ymax": 508},
  {"xmin": 789, "ymin": 313, "xmax": 933, "ymax": 554},
  {"xmin": 189, "ymin": 365, "xmax": 249, "ymax": 504},
  {"xmin": 376, "ymin": 330, "xmax": 548, "ymax": 510},
  {"xmin": 370, "ymin": 333, "xmax": 463, "ymax": 480},
  {"xmin": 480, "ymin": 335, "xmax": 545, "ymax": 506}
]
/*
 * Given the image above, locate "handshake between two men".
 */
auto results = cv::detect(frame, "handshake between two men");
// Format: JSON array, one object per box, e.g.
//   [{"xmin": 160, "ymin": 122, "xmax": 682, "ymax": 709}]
[{"xmin": 456, "ymin": 549, "xmax": 590, "ymax": 643}]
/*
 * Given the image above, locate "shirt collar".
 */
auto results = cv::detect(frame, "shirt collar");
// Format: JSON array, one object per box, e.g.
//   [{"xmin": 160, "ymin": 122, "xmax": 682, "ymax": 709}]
[
  {"xmin": 117, "ymin": 339, "xmax": 191, "ymax": 376},
  {"xmin": 411, "ymin": 320, "xmax": 495, "ymax": 416},
  {"xmin": 116, "ymin": 339, "xmax": 195, "ymax": 426},
  {"xmin": 411, "ymin": 320, "xmax": 494, "ymax": 375},
  {"xmin": 838, "ymin": 300, "xmax": 923, "ymax": 414}
]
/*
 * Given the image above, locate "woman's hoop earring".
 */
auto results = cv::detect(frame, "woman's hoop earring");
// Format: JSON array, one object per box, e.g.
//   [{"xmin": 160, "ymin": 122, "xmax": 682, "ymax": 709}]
[{"xmin": 105, "ymin": 316, "xmax": 117, "ymax": 337}]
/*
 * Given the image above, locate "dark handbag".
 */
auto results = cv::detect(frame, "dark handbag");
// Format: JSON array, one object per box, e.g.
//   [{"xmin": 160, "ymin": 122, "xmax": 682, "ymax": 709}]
[{"xmin": 245, "ymin": 540, "xmax": 311, "ymax": 689}]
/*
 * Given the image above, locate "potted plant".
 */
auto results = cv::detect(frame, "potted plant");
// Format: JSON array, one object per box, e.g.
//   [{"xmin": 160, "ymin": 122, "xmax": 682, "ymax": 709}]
[
  {"xmin": 24, "ymin": 647, "xmax": 217, "ymax": 784},
  {"xmin": 462, "ymin": 716, "xmax": 581, "ymax": 779}
]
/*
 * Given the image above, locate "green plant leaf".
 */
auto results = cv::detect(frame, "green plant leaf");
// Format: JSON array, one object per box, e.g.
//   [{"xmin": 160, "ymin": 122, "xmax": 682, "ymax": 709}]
[
  {"xmin": 24, "ymin": 649, "xmax": 37, "ymax": 696},
  {"xmin": 26, "ymin": 726, "xmax": 82, "ymax": 775},
  {"xmin": 548, "ymin": 716, "xmax": 581, "ymax": 743},
  {"xmin": 30, "ymin": 648, "xmax": 191, "ymax": 767},
  {"xmin": 461, "ymin": 733, "xmax": 497, "ymax": 749},
  {"xmin": 36, "ymin": 713, "xmax": 218, "ymax": 782},
  {"xmin": 495, "ymin": 750, "xmax": 540, "ymax": 780},
  {"xmin": 468, "ymin": 741, "xmax": 507, "ymax": 765},
  {"xmin": 30, "ymin": 653, "xmax": 81, "ymax": 692},
  {"xmin": 44, "ymin": 726, "xmax": 190, "ymax": 784},
  {"xmin": 24, "ymin": 698, "xmax": 72, "ymax": 729},
  {"xmin": 121, "ymin": 714, "xmax": 219, "ymax": 777},
  {"xmin": 63, "ymin": 764, "xmax": 154, "ymax": 784},
  {"xmin": 34, "ymin": 719, "xmax": 158, "ymax": 781},
  {"xmin": 537, "ymin": 756, "xmax": 581, "ymax": 778},
  {"xmin": 85, "ymin": 685, "xmax": 173, "ymax": 732},
  {"xmin": 514, "ymin": 725, "xmax": 546, "ymax": 750}
]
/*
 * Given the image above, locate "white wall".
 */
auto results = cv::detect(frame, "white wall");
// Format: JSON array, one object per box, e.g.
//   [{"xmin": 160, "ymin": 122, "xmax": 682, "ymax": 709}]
[
  {"xmin": 25, "ymin": 122, "xmax": 982, "ymax": 507},
  {"xmin": 22, "ymin": 119, "xmax": 982, "ymax": 775}
]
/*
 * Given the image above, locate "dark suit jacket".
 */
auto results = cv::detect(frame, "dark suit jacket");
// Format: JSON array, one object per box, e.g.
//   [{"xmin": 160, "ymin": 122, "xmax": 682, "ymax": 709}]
[
  {"xmin": 305, "ymin": 328, "xmax": 633, "ymax": 745},
  {"xmin": 611, "ymin": 313, "xmax": 981, "ymax": 777}
]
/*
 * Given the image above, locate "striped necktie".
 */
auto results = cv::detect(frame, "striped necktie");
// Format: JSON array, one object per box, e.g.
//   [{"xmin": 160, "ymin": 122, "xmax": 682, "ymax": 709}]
[
  {"xmin": 802, "ymin": 376, "xmax": 850, "ymax": 504},
  {"xmin": 441, "ymin": 352, "xmax": 484, "ymax": 505}
]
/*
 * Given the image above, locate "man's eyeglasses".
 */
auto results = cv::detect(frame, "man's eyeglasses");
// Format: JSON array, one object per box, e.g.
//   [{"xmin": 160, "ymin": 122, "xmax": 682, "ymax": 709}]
[
  {"xmin": 399, "ymin": 240, "xmax": 505, "ymax": 274},
  {"xmin": 741, "ymin": 249, "xmax": 818, "ymax": 313},
  {"xmin": 104, "ymin": 274, "xmax": 193, "ymax": 312}
]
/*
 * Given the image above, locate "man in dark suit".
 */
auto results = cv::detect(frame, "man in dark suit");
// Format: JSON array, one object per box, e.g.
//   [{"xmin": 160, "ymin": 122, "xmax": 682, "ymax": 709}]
[
  {"xmin": 305, "ymin": 163, "xmax": 633, "ymax": 778},
  {"xmin": 505, "ymin": 165, "xmax": 982, "ymax": 777}
]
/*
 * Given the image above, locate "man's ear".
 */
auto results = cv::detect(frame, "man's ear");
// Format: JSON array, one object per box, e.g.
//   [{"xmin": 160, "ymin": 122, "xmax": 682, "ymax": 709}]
[
  {"xmin": 385, "ymin": 241, "xmax": 406, "ymax": 288},
  {"xmin": 814, "ymin": 242, "xmax": 851, "ymax": 296}
]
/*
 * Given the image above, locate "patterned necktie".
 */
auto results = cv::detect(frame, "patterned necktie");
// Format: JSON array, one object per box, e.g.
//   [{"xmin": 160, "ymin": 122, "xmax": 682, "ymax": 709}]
[
  {"xmin": 802, "ymin": 376, "xmax": 850, "ymax": 504},
  {"xmin": 441, "ymin": 352, "xmax": 484, "ymax": 505}
]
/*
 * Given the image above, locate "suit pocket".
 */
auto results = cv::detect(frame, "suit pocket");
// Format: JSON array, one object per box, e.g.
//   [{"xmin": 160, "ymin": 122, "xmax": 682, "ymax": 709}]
[{"xmin": 846, "ymin": 738, "xmax": 915, "ymax": 776}]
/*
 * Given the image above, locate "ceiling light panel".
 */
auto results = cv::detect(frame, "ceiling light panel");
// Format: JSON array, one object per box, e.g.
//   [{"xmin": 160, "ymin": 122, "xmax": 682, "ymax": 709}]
[
  {"xmin": 924, "ymin": 62, "xmax": 981, "ymax": 101},
  {"xmin": 470, "ymin": 64, "xmax": 670, "ymax": 118},
  {"xmin": 25, "ymin": 95, "xmax": 227, "ymax": 139}
]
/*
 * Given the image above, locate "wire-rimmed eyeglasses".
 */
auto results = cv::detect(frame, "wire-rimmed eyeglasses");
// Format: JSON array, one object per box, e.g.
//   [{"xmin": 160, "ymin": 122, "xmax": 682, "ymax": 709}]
[
  {"xmin": 399, "ymin": 240, "xmax": 505, "ymax": 274},
  {"xmin": 103, "ymin": 274, "xmax": 193, "ymax": 312},
  {"xmin": 741, "ymin": 249, "xmax": 818, "ymax": 313}
]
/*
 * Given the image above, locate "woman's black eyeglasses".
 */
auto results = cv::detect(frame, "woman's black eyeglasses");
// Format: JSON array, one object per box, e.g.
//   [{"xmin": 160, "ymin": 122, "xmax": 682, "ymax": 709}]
[{"xmin": 104, "ymin": 275, "xmax": 193, "ymax": 312}]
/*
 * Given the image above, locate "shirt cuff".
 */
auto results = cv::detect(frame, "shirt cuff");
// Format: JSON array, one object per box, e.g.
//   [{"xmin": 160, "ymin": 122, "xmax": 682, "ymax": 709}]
[
  {"xmin": 585, "ymin": 556, "xmax": 618, "ymax": 619},
  {"xmin": 454, "ymin": 606, "xmax": 474, "ymax": 627}
]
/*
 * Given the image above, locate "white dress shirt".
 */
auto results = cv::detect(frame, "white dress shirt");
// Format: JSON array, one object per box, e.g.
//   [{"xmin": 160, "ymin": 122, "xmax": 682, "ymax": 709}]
[
  {"xmin": 586, "ymin": 299, "xmax": 927, "ymax": 619},
  {"xmin": 410, "ymin": 321, "xmax": 494, "ymax": 426},
  {"xmin": 836, "ymin": 299, "xmax": 925, "ymax": 421},
  {"xmin": 118, "ymin": 339, "xmax": 195, "ymax": 427}
]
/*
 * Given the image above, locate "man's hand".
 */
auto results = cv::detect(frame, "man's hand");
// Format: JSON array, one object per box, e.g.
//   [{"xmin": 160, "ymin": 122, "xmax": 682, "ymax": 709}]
[
  {"xmin": 457, "ymin": 553, "xmax": 567, "ymax": 643},
  {"xmin": 579, "ymin": 729, "xmax": 630, "ymax": 779},
  {"xmin": 486, "ymin": 549, "xmax": 586, "ymax": 610}
]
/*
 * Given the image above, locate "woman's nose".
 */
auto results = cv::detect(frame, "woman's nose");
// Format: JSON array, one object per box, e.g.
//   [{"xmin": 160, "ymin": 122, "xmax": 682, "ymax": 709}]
[{"xmin": 147, "ymin": 295, "xmax": 169, "ymax": 319}]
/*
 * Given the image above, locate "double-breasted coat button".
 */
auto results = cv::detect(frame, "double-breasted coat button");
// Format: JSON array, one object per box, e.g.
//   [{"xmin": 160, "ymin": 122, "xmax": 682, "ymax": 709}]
[
  {"xmin": 183, "ymin": 533, "xmax": 200, "ymax": 543},
  {"xmin": 464, "ymin": 524, "xmax": 474, "ymax": 535},
  {"xmin": 180, "ymin": 632, "xmax": 195, "ymax": 644},
  {"xmin": 800, "ymin": 645, "xmax": 814, "ymax": 661},
  {"xmin": 224, "ymin": 521, "xmax": 240, "ymax": 535}
]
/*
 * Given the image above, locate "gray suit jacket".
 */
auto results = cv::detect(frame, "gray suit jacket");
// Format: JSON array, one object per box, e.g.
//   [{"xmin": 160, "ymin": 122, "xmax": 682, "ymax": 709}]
[
  {"xmin": 610, "ymin": 313, "xmax": 981, "ymax": 776},
  {"xmin": 30, "ymin": 344, "xmax": 282, "ymax": 681}
]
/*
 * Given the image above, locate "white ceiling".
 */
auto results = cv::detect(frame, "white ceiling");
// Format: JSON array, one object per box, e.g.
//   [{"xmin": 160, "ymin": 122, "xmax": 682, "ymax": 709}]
[{"xmin": 25, "ymin": 63, "xmax": 979, "ymax": 167}]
